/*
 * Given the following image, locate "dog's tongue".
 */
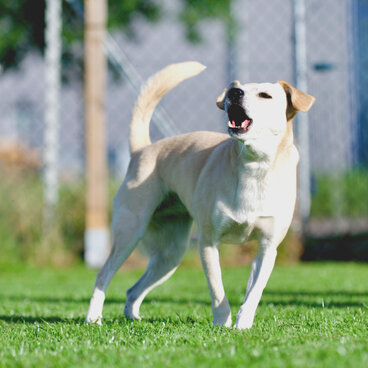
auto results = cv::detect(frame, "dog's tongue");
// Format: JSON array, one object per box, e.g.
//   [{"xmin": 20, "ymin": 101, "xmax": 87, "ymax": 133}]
[
  {"xmin": 240, "ymin": 119, "xmax": 252, "ymax": 129},
  {"xmin": 230, "ymin": 119, "xmax": 252, "ymax": 130}
]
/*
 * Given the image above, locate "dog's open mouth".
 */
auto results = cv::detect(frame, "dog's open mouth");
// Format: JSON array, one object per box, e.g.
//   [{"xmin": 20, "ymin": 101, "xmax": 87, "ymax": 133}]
[{"xmin": 227, "ymin": 105, "xmax": 253, "ymax": 133}]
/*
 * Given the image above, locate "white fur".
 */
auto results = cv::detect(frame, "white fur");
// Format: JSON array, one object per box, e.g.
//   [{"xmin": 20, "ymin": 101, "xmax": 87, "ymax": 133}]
[{"xmin": 85, "ymin": 62, "xmax": 315, "ymax": 330}]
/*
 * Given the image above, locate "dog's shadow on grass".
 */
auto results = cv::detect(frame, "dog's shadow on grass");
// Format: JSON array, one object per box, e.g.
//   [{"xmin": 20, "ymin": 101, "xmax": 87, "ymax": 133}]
[
  {"xmin": 0, "ymin": 294, "xmax": 210, "ymax": 306},
  {"xmin": 0, "ymin": 289, "xmax": 367, "ymax": 326},
  {"xmin": 260, "ymin": 289, "xmax": 368, "ymax": 308},
  {"xmin": 0, "ymin": 289, "xmax": 367, "ymax": 310},
  {"xmin": 0, "ymin": 314, "xmax": 210, "ymax": 327},
  {"xmin": 0, "ymin": 315, "xmax": 85, "ymax": 324}
]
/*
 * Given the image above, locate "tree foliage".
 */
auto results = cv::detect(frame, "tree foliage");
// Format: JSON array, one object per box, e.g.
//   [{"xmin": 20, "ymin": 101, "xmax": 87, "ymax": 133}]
[
  {"xmin": 0, "ymin": 0, "xmax": 232, "ymax": 71},
  {"xmin": 179, "ymin": 0, "xmax": 232, "ymax": 43},
  {"xmin": 0, "ymin": 0, "xmax": 46, "ymax": 69}
]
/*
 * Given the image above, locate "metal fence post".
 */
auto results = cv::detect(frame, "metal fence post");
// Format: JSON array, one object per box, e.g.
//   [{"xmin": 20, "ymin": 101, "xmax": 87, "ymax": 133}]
[
  {"xmin": 293, "ymin": 0, "xmax": 311, "ymax": 226},
  {"xmin": 84, "ymin": 0, "xmax": 110, "ymax": 268},
  {"xmin": 227, "ymin": 0, "xmax": 250, "ymax": 83},
  {"xmin": 44, "ymin": 0, "xmax": 62, "ymax": 226},
  {"xmin": 227, "ymin": 0, "xmax": 238, "ymax": 82}
]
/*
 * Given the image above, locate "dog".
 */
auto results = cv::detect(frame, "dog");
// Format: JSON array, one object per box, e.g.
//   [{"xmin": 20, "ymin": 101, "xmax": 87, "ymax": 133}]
[{"xmin": 86, "ymin": 61, "xmax": 315, "ymax": 329}]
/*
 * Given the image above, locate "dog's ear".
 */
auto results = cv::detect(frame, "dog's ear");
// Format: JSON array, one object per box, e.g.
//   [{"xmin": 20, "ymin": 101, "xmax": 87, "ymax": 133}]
[
  {"xmin": 216, "ymin": 88, "xmax": 227, "ymax": 110},
  {"xmin": 216, "ymin": 80, "xmax": 242, "ymax": 110},
  {"xmin": 278, "ymin": 81, "xmax": 315, "ymax": 121}
]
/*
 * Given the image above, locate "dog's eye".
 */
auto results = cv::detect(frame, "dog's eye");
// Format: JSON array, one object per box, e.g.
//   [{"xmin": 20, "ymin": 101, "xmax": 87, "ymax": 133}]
[{"xmin": 258, "ymin": 92, "xmax": 272, "ymax": 99}]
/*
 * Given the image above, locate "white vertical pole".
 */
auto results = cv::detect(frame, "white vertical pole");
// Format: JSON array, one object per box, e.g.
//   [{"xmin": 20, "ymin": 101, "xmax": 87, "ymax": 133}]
[
  {"xmin": 227, "ymin": 0, "xmax": 237, "ymax": 82},
  {"xmin": 228, "ymin": 0, "xmax": 250, "ymax": 83},
  {"xmin": 293, "ymin": 0, "xmax": 311, "ymax": 224},
  {"xmin": 44, "ymin": 0, "xmax": 62, "ymax": 224}
]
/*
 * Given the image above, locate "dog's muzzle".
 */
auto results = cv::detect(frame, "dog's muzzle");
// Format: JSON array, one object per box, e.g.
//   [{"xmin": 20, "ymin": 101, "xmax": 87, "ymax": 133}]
[{"xmin": 227, "ymin": 88, "xmax": 244, "ymax": 104}]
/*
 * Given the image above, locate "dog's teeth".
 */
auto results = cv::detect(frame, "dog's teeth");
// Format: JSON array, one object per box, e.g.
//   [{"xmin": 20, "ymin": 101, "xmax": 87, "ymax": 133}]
[{"xmin": 241, "ymin": 120, "xmax": 251, "ymax": 129}]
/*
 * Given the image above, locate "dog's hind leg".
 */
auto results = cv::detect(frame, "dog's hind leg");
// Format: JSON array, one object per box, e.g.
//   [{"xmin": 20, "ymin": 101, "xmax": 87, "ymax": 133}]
[
  {"xmin": 124, "ymin": 209, "xmax": 192, "ymax": 320},
  {"xmin": 85, "ymin": 209, "xmax": 144, "ymax": 325},
  {"xmin": 86, "ymin": 178, "xmax": 163, "ymax": 325}
]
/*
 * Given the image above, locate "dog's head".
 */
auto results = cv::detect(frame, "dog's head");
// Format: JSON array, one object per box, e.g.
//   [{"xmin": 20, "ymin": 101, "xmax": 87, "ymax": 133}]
[{"xmin": 216, "ymin": 80, "xmax": 315, "ymax": 155}]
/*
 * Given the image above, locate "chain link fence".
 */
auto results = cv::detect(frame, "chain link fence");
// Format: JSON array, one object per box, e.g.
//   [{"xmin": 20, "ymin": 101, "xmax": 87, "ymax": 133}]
[{"xmin": 0, "ymin": 0, "xmax": 367, "ymax": 264}]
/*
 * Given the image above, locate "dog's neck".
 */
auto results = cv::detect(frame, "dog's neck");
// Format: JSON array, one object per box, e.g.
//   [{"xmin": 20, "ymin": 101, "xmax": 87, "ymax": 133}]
[
  {"xmin": 230, "ymin": 122, "xmax": 295, "ymax": 174},
  {"xmin": 272, "ymin": 121, "xmax": 296, "ymax": 169}
]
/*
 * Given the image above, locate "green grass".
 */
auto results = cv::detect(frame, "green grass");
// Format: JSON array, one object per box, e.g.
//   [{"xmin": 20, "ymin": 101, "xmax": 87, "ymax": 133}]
[{"xmin": 0, "ymin": 263, "xmax": 368, "ymax": 367}]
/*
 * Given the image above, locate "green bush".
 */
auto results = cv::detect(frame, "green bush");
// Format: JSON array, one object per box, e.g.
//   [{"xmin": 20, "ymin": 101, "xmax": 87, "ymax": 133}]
[
  {"xmin": 0, "ymin": 166, "xmax": 123, "ymax": 265},
  {"xmin": 311, "ymin": 169, "xmax": 368, "ymax": 218},
  {"xmin": 0, "ymin": 169, "xmax": 43, "ymax": 264}
]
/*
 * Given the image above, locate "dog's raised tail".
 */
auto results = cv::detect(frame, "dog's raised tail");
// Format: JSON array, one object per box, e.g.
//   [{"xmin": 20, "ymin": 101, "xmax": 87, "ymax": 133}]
[{"xmin": 129, "ymin": 61, "xmax": 206, "ymax": 154}]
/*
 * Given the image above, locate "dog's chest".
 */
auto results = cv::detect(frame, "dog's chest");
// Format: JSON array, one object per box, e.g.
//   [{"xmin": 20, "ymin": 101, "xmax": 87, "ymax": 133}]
[{"xmin": 211, "ymin": 165, "xmax": 273, "ymax": 244}]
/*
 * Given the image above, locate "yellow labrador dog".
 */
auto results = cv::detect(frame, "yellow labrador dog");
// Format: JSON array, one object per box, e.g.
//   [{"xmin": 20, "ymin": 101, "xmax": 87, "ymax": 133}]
[{"xmin": 86, "ymin": 62, "xmax": 315, "ymax": 329}]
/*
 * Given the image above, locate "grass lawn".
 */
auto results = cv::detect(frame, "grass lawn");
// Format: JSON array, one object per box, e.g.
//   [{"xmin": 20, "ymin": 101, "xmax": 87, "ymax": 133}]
[{"xmin": 0, "ymin": 262, "xmax": 367, "ymax": 367}]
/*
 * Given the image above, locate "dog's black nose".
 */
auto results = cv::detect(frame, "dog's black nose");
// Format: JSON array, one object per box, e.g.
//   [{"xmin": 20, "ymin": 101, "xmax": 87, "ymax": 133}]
[{"xmin": 227, "ymin": 88, "xmax": 244, "ymax": 103}]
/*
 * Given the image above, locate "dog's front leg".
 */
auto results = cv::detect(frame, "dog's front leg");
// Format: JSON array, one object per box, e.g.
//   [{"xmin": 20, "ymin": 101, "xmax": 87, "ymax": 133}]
[
  {"xmin": 199, "ymin": 243, "xmax": 232, "ymax": 327},
  {"xmin": 234, "ymin": 236, "xmax": 277, "ymax": 330}
]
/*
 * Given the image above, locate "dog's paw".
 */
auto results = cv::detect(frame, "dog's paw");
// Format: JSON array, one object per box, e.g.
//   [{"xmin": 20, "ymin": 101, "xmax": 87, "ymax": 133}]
[
  {"xmin": 233, "ymin": 321, "xmax": 252, "ymax": 330},
  {"xmin": 233, "ymin": 316, "xmax": 254, "ymax": 330},
  {"xmin": 233, "ymin": 306, "xmax": 256, "ymax": 330},
  {"xmin": 124, "ymin": 304, "xmax": 141, "ymax": 321},
  {"xmin": 213, "ymin": 317, "xmax": 232, "ymax": 328},
  {"xmin": 85, "ymin": 315, "xmax": 102, "ymax": 326},
  {"xmin": 212, "ymin": 306, "xmax": 232, "ymax": 328},
  {"xmin": 212, "ymin": 297, "xmax": 232, "ymax": 328},
  {"xmin": 125, "ymin": 313, "xmax": 141, "ymax": 321}
]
